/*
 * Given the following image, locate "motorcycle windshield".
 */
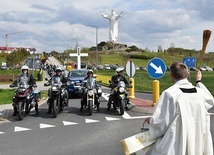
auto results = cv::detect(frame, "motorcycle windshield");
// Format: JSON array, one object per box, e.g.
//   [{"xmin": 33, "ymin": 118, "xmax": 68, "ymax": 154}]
[
  {"xmin": 86, "ymin": 77, "xmax": 96, "ymax": 89},
  {"xmin": 19, "ymin": 77, "xmax": 28, "ymax": 88},
  {"xmin": 51, "ymin": 76, "xmax": 62, "ymax": 86}
]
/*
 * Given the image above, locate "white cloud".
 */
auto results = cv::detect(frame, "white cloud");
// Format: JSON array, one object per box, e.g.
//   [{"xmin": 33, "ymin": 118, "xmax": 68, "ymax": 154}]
[{"xmin": 0, "ymin": 0, "xmax": 214, "ymax": 53}]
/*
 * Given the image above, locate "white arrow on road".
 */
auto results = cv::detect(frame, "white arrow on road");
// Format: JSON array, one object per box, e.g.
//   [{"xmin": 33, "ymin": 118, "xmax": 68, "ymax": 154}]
[
  {"xmin": 85, "ymin": 119, "xmax": 100, "ymax": 123},
  {"xmin": 150, "ymin": 62, "xmax": 163, "ymax": 74},
  {"xmin": 40, "ymin": 123, "xmax": 56, "ymax": 129},
  {"xmin": 105, "ymin": 117, "xmax": 121, "ymax": 121},
  {"xmin": 14, "ymin": 126, "xmax": 31, "ymax": 132},
  {"xmin": 63, "ymin": 121, "xmax": 78, "ymax": 126}
]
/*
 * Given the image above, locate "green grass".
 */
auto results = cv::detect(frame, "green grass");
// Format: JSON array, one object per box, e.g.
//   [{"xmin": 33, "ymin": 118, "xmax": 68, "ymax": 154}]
[
  {"xmin": 0, "ymin": 89, "xmax": 15, "ymax": 105},
  {"xmin": 0, "ymin": 90, "xmax": 48, "ymax": 105},
  {"xmin": 97, "ymin": 70, "xmax": 214, "ymax": 95}
]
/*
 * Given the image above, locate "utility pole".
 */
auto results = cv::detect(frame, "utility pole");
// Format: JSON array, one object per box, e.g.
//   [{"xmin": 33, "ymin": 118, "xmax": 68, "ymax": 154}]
[{"xmin": 5, "ymin": 31, "xmax": 25, "ymax": 52}]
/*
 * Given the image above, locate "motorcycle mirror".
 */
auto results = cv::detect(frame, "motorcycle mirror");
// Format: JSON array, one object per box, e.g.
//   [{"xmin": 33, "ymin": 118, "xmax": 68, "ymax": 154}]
[
  {"xmin": 45, "ymin": 78, "xmax": 48, "ymax": 81},
  {"xmin": 44, "ymin": 83, "xmax": 49, "ymax": 86}
]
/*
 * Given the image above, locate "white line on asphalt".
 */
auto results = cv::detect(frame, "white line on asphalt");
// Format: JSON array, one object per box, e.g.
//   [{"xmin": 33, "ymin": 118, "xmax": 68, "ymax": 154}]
[
  {"xmin": 105, "ymin": 117, "xmax": 121, "ymax": 121},
  {"xmin": 14, "ymin": 126, "xmax": 31, "ymax": 132},
  {"xmin": 40, "ymin": 123, "xmax": 56, "ymax": 129},
  {"xmin": 122, "ymin": 112, "xmax": 152, "ymax": 120},
  {"xmin": 85, "ymin": 118, "xmax": 100, "ymax": 123},
  {"xmin": 63, "ymin": 121, "xmax": 78, "ymax": 126}
]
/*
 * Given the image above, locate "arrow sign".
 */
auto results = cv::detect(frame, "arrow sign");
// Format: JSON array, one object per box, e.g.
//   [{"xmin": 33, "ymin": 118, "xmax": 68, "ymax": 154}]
[
  {"xmin": 149, "ymin": 62, "xmax": 163, "ymax": 74},
  {"xmin": 147, "ymin": 58, "xmax": 166, "ymax": 79}
]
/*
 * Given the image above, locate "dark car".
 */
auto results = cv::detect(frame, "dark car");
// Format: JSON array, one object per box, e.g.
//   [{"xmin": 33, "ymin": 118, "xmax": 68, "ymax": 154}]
[{"xmin": 66, "ymin": 69, "xmax": 88, "ymax": 98}]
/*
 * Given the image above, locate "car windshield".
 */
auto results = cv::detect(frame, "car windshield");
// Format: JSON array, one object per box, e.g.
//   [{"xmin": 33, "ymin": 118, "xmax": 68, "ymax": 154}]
[{"xmin": 68, "ymin": 70, "xmax": 87, "ymax": 78}]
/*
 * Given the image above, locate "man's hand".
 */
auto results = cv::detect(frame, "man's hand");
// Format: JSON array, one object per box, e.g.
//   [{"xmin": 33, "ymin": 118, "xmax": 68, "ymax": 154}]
[{"xmin": 145, "ymin": 117, "xmax": 151, "ymax": 124}]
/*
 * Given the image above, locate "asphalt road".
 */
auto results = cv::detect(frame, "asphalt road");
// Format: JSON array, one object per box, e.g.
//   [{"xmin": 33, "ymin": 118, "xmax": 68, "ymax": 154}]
[{"xmin": 0, "ymin": 88, "xmax": 152, "ymax": 155}]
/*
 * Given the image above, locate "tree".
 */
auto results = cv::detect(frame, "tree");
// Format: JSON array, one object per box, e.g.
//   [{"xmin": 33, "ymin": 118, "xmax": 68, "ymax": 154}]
[{"xmin": 6, "ymin": 48, "xmax": 29, "ymax": 67}]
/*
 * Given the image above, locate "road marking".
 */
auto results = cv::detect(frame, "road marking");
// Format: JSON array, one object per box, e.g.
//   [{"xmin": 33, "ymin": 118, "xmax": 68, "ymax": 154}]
[
  {"xmin": 63, "ymin": 121, "xmax": 78, "ymax": 126},
  {"xmin": 0, "ymin": 132, "xmax": 5, "ymax": 134},
  {"xmin": 105, "ymin": 117, "xmax": 121, "ymax": 121},
  {"xmin": 14, "ymin": 126, "xmax": 31, "ymax": 132},
  {"xmin": 122, "ymin": 112, "xmax": 152, "ymax": 119},
  {"xmin": 40, "ymin": 123, "xmax": 56, "ymax": 129},
  {"xmin": 85, "ymin": 118, "xmax": 100, "ymax": 123},
  {"xmin": 102, "ymin": 93, "xmax": 109, "ymax": 101}
]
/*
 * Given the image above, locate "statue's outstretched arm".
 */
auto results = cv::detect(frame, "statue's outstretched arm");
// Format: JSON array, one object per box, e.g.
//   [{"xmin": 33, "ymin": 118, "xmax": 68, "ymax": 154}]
[
  {"xmin": 116, "ymin": 11, "xmax": 123, "ymax": 19},
  {"xmin": 102, "ymin": 13, "xmax": 109, "ymax": 19}
]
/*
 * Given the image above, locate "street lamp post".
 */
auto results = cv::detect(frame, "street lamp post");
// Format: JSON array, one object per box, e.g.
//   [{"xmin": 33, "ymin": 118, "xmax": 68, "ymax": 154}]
[{"xmin": 85, "ymin": 24, "xmax": 98, "ymax": 73}]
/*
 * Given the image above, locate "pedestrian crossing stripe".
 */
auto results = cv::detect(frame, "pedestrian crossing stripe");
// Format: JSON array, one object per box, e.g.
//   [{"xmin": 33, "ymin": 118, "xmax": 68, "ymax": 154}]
[
  {"xmin": 14, "ymin": 126, "xmax": 31, "ymax": 132},
  {"xmin": 40, "ymin": 123, "xmax": 56, "ymax": 129},
  {"xmin": 85, "ymin": 118, "xmax": 100, "ymax": 123},
  {"xmin": 0, "ymin": 132, "xmax": 4, "ymax": 134},
  {"xmin": 63, "ymin": 121, "xmax": 78, "ymax": 126}
]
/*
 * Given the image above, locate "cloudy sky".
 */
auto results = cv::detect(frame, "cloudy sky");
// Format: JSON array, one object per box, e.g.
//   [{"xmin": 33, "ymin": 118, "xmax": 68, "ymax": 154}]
[{"xmin": 0, "ymin": 0, "xmax": 214, "ymax": 53}]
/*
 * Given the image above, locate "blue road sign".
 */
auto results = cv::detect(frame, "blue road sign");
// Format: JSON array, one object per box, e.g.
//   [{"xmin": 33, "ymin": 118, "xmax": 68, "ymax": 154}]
[
  {"xmin": 183, "ymin": 57, "xmax": 196, "ymax": 67},
  {"xmin": 147, "ymin": 57, "xmax": 166, "ymax": 79}
]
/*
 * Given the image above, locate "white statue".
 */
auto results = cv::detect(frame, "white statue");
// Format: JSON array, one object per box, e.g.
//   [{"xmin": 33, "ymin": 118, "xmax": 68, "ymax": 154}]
[{"xmin": 102, "ymin": 10, "xmax": 123, "ymax": 42}]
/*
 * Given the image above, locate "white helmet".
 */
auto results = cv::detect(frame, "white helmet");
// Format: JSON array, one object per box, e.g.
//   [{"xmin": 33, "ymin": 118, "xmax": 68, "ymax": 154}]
[
  {"xmin": 55, "ymin": 67, "xmax": 62, "ymax": 72},
  {"xmin": 116, "ymin": 67, "xmax": 124, "ymax": 75},
  {"xmin": 21, "ymin": 65, "xmax": 29, "ymax": 72},
  {"xmin": 87, "ymin": 69, "xmax": 93, "ymax": 75}
]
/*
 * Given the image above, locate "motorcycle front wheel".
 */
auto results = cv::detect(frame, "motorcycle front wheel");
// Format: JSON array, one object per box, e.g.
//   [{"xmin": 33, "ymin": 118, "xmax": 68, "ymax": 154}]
[
  {"xmin": 18, "ymin": 102, "xmax": 24, "ymax": 120},
  {"xmin": 119, "ymin": 99, "xmax": 125, "ymax": 115},
  {"xmin": 88, "ymin": 100, "xmax": 93, "ymax": 116},
  {"xmin": 52, "ymin": 99, "xmax": 58, "ymax": 118}
]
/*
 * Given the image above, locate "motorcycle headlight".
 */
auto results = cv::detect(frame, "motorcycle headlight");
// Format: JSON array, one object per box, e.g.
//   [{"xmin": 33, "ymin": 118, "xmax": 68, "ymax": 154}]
[
  {"xmin": 119, "ymin": 87, "xmax": 125, "ymax": 93},
  {"xmin": 88, "ymin": 90, "xmax": 93, "ymax": 96},
  {"xmin": 52, "ymin": 86, "xmax": 58, "ymax": 91}
]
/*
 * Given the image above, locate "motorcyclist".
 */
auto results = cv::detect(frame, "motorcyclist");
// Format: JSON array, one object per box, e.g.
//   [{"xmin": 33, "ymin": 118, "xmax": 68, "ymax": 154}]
[
  {"xmin": 10, "ymin": 65, "xmax": 38, "ymax": 116},
  {"xmin": 46, "ymin": 67, "xmax": 68, "ymax": 114},
  {"xmin": 79, "ymin": 69, "xmax": 100, "ymax": 112},
  {"xmin": 108, "ymin": 67, "xmax": 130, "ymax": 111}
]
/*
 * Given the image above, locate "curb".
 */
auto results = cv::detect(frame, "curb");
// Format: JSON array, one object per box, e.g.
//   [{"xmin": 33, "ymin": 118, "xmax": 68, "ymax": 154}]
[{"xmin": 0, "ymin": 98, "xmax": 48, "ymax": 123}]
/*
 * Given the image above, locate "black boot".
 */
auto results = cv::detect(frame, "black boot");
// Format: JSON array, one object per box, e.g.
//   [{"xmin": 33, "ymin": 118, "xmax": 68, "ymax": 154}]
[
  {"xmin": 35, "ymin": 104, "xmax": 39, "ymax": 115},
  {"xmin": 97, "ymin": 105, "xmax": 100, "ymax": 111},
  {"xmin": 47, "ymin": 105, "xmax": 52, "ymax": 114},
  {"xmin": 79, "ymin": 100, "xmax": 84, "ymax": 112},
  {"xmin": 12, "ymin": 108, "xmax": 18, "ymax": 116}
]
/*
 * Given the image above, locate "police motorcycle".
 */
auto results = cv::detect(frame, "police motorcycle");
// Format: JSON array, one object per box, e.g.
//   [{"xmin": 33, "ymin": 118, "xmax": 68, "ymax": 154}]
[
  {"xmin": 10, "ymin": 79, "xmax": 38, "ymax": 120},
  {"xmin": 79, "ymin": 76, "xmax": 102, "ymax": 116},
  {"xmin": 107, "ymin": 80, "xmax": 131, "ymax": 115},
  {"xmin": 44, "ymin": 77, "xmax": 67, "ymax": 118}
]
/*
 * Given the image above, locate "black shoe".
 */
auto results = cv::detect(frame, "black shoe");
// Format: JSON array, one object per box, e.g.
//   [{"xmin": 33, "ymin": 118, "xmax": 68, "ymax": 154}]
[
  {"xmin": 79, "ymin": 107, "xmax": 83, "ymax": 112},
  {"xmin": 97, "ymin": 107, "xmax": 100, "ymax": 111},
  {"xmin": 107, "ymin": 106, "xmax": 111, "ymax": 111},
  {"xmin": 59, "ymin": 107, "xmax": 63, "ymax": 112},
  {"xmin": 12, "ymin": 110, "xmax": 17, "ymax": 116},
  {"xmin": 35, "ymin": 110, "xmax": 39, "ymax": 115},
  {"xmin": 125, "ymin": 106, "xmax": 129, "ymax": 111},
  {"xmin": 47, "ymin": 110, "xmax": 52, "ymax": 114},
  {"xmin": 25, "ymin": 110, "xmax": 29, "ymax": 115}
]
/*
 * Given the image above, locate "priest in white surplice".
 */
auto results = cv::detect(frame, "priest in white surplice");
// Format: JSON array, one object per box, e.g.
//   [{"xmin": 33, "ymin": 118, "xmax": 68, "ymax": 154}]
[{"xmin": 145, "ymin": 62, "xmax": 214, "ymax": 155}]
